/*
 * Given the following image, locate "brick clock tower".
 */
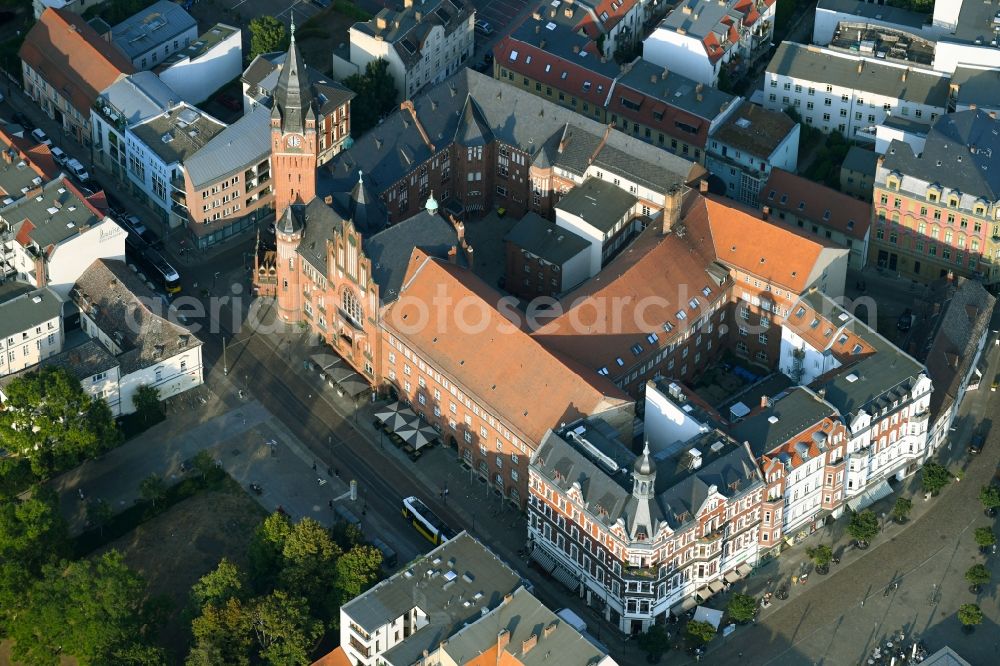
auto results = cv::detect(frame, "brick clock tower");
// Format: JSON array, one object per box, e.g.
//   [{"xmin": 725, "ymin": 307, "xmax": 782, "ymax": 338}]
[
  {"xmin": 270, "ymin": 20, "xmax": 317, "ymax": 321},
  {"xmin": 271, "ymin": 20, "xmax": 317, "ymax": 219}
]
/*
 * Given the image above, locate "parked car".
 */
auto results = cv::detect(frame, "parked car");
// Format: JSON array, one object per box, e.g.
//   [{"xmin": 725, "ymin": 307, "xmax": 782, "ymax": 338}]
[
  {"xmin": 49, "ymin": 146, "xmax": 68, "ymax": 165},
  {"xmin": 31, "ymin": 128, "xmax": 51, "ymax": 146},
  {"xmin": 122, "ymin": 214, "xmax": 149, "ymax": 239},
  {"xmin": 65, "ymin": 158, "xmax": 89, "ymax": 182},
  {"xmin": 474, "ymin": 19, "xmax": 493, "ymax": 35},
  {"xmin": 969, "ymin": 433, "xmax": 986, "ymax": 454},
  {"xmin": 896, "ymin": 308, "xmax": 913, "ymax": 332}
]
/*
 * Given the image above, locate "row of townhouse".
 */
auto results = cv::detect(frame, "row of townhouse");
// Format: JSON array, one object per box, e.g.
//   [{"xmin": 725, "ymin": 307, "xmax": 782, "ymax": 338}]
[{"xmin": 526, "ymin": 282, "xmax": 932, "ymax": 633}]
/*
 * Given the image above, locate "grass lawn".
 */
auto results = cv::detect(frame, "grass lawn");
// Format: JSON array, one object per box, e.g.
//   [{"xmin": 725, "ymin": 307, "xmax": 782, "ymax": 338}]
[{"xmin": 93, "ymin": 480, "xmax": 267, "ymax": 663}]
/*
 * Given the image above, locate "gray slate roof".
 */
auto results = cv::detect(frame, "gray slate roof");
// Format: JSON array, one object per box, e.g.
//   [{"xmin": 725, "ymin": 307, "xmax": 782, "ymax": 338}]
[
  {"xmin": 555, "ymin": 177, "xmax": 637, "ymax": 233},
  {"xmin": 353, "ymin": 0, "xmax": 474, "ymax": 67},
  {"xmin": 72, "ymin": 259, "xmax": 201, "ymax": 374},
  {"xmin": 661, "ymin": 0, "xmax": 745, "ymax": 41},
  {"xmin": 617, "ymin": 57, "xmax": 736, "ymax": 122},
  {"xmin": 342, "ymin": 532, "xmax": 521, "ymax": 660},
  {"xmin": 0, "ymin": 284, "xmax": 62, "ymax": 341},
  {"xmin": 767, "ymin": 42, "xmax": 950, "ymax": 108},
  {"xmin": 504, "ymin": 212, "xmax": 590, "ymax": 265},
  {"xmin": 882, "ymin": 110, "xmax": 1000, "ymax": 200},
  {"xmin": 110, "ymin": 0, "xmax": 196, "ymax": 60},
  {"xmin": 439, "ymin": 587, "xmax": 607, "ymax": 666},
  {"xmin": 951, "ymin": 67, "xmax": 1000, "ymax": 111},
  {"xmin": 916, "ymin": 277, "xmax": 995, "ymax": 421},
  {"xmin": 99, "ymin": 71, "xmax": 178, "ymax": 125},
  {"xmin": 730, "ymin": 387, "xmax": 838, "ymax": 457},
  {"xmin": 798, "ymin": 290, "xmax": 925, "ymax": 420},
  {"xmin": 362, "ymin": 209, "xmax": 459, "ymax": 303},
  {"xmin": 242, "ymin": 50, "xmax": 355, "ymax": 119},
  {"xmin": 184, "ymin": 106, "xmax": 270, "ymax": 189},
  {"xmin": 325, "ymin": 69, "xmax": 701, "ymax": 197},
  {"xmin": 841, "ymin": 145, "xmax": 877, "ymax": 176},
  {"xmin": 0, "ymin": 338, "xmax": 119, "ymax": 391},
  {"xmin": 2, "ymin": 175, "xmax": 105, "ymax": 249}
]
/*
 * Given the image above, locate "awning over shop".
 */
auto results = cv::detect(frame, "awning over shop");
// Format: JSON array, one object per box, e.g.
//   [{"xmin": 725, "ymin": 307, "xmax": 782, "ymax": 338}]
[
  {"xmin": 311, "ymin": 354, "xmax": 369, "ymax": 398},
  {"xmin": 670, "ymin": 596, "xmax": 699, "ymax": 616},
  {"xmin": 707, "ymin": 580, "xmax": 725, "ymax": 595},
  {"xmin": 723, "ymin": 570, "xmax": 740, "ymax": 584},
  {"xmin": 847, "ymin": 480, "xmax": 893, "ymax": 512},
  {"xmin": 552, "ymin": 565, "xmax": 580, "ymax": 593},
  {"xmin": 736, "ymin": 563, "xmax": 752, "ymax": 578},
  {"xmin": 694, "ymin": 587, "xmax": 710, "ymax": 601},
  {"xmin": 530, "ymin": 547, "xmax": 557, "ymax": 574}
]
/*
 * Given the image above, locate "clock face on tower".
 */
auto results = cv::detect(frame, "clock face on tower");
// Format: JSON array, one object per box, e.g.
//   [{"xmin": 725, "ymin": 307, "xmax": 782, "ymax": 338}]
[{"xmin": 286, "ymin": 135, "xmax": 302, "ymax": 148}]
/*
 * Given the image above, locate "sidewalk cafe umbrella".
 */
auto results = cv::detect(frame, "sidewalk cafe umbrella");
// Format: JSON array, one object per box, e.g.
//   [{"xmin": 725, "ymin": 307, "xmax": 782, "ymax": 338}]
[
  {"xmin": 374, "ymin": 403, "xmax": 416, "ymax": 431},
  {"xmin": 396, "ymin": 423, "xmax": 438, "ymax": 450}
]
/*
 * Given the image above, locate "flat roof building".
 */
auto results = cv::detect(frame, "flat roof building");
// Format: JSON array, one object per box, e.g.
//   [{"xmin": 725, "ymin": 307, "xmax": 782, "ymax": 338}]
[{"xmin": 110, "ymin": 0, "xmax": 198, "ymax": 70}]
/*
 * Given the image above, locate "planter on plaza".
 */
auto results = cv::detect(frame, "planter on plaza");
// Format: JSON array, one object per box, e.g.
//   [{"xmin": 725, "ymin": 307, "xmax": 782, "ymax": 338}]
[{"xmin": 815, "ymin": 564, "xmax": 829, "ymax": 575}]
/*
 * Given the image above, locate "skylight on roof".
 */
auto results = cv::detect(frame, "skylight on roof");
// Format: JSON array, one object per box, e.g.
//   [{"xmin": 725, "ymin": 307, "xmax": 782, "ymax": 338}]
[
  {"xmin": 676, "ymin": 310, "xmax": 687, "ymax": 320},
  {"xmin": 616, "ymin": 357, "xmax": 624, "ymax": 366},
  {"xmin": 663, "ymin": 321, "xmax": 674, "ymax": 332},
  {"xmin": 810, "ymin": 318, "xmax": 820, "ymax": 328},
  {"xmin": 688, "ymin": 298, "xmax": 700, "ymax": 309},
  {"xmin": 561, "ymin": 71, "xmax": 568, "ymax": 79},
  {"xmin": 526, "ymin": 55, "xmax": 532, "ymax": 64},
  {"xmin": 509, "ymin": 50, "xmax": 519, "ymax": 61},
  {"xmin": 702, "ymin": 286, "xmax": 711, "ymax": 297},
  {"xmin": 852, "ymin": 344, "xmax": 863, "ymax": 355},
  {"xmin": 647, "ymin": 332, "xmax": 658, "ymax": 344},
  {"xmin": 598, "ymin": 367, "xmax": 609, "ymax": 375},
  {"xmin": 546, "ymin": 22, "xmax": 557, "ymax": 30},
  {"xmin": 545, "ymin": 64, "xmax": 551, "ymax": 72},
  {"xmin": 631, "ymin": 343, "xmax": 643, "ymax": 355}
]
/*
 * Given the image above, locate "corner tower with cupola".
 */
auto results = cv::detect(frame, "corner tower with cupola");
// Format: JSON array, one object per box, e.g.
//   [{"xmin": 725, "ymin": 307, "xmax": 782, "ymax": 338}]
[{"xmin": 271, "ymin": 18, "xmax": 317, "ymax": 218}]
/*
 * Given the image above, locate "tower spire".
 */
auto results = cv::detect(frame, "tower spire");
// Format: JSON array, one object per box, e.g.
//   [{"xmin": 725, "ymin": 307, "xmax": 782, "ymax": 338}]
[{"xmin": 290, "ymin": 12, "xmax": 295, "ymax": 42}]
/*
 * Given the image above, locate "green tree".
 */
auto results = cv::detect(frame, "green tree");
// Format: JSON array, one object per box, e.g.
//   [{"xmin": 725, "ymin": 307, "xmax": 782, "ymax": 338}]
[
  {"xmin": 979, "ymin": 485, "xmax": 1000, "ymax": 514},
  {"xmin": 637, "ymin": 623, "xmax": 671, "ymax": 658},
  {"xmin": 0, "ymin": 487, "xmax": 67, "ymax": 571},
  {"xmin": 807, "ymin": 544, "xmax": 834, "ymax": 572},
  {"xmin": 187, "ymin": 597, "xmax": 252, "ymax": 666},
  {"xmin": 727, "ymin": 593, "xmax": 757, "ymax": 623},
  {"xmin": 335, "ymin": 544, "xmax": 383, "ymax": 605},
  {"xmin": 192, "ymin": 450, "xmax": 219, "ymax": 484},
  {"xmin": 249, "ymin": 16, "xmax": 288, "ymax": 61},
  {"xmin": 847, "ymin": 510, "xmax": 879, "ymax": 546},
  {"xmin": 248, "ymin": 511, "xmax": 292, "ymax": 587},
  {"xmin": 8, "ymin": 551, "xmax": 159, "ymax": 666},
  {"xmin": 891, "ymin": 496, "xmax": 913, "ymax": 523},
  {"xmin": 343, "ymin": 58, "xmax": 398, "ymax": 136},
  {"xmin": 965, "ymin": 563, "xmax": 991, "ymax": 592},
  {"xmin": 192, "ymin": 559, "xmax": 246, "ymax": 610},
  {"xmin": 686, "ymin": 619, "xmax": 716, "ymax": 646},
  {"xmin": 922, "ymin": 462, "xmax": 951, "ymax": 495},
  {"xmin": 132, "ymin": 384, "xmax": 162, "ymax": 424},
  {"xmin": 87, "ymin": 497, "xmax": 114, "ymax": 537},
  {"xmin": 139, "ymin": 473, "xmax": 168, "ymax": 509},
  {"xmin": 280, "ymin": 518, "xmax": 342, "ymax": 616},
  {"xmin": 0, "ymin": 367, "xmax": 120, "ymax": 477},
  {"xmin": 247, "ymin": 590, "xmax": 322, "ymax": 666},
  {"xmin": 958, "ymin": 603, "xmax": 983, "ymax": 629},
  {"xmin": 974, "ymin": 527, "xmax": 997, "ymax": 550}
]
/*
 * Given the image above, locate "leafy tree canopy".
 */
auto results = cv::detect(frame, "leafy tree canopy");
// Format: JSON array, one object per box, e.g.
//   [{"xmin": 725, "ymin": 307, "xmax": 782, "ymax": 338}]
[
  {"xmin": 727, "ymin": 593, "xmax": 757, "ymax": 623},
  {"xmin": 249, "ymin": 16, "xmax": 289, "ymax": 61},
  {"xmin": 979, "ymin": 484, "xmax": 1000, "ymax": 510},
  {"xmin": 922, "ymin": 462, "xmax": 951, "ymax": 495},
  {"xmin": 847, "ymin": 510, "xmax": 879, "ymax": 543},
  {"xmin": 344, "ymin": 59, "xmax": 398, "ymax": 137},
  {"xmin": 974, "ymin": 527, "xmax": 996, "ymax": 548},
  {"xmin": 191, "ymin": 559, "xmax": 246, "ymax": 610},
  {"xmin": 686, "ymin": 619, "xmax": 716, "ymax": 645},
  {"xmin": 958, "ymin": 603, "xmax": 983, "ymax": 627},
  {"xmin": 0, "ymin": 367, "xmax": 120, "ymax": 477}
]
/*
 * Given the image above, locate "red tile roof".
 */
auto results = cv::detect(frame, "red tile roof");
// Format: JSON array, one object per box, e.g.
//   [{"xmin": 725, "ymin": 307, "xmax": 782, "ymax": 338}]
[
  {"xmin": 384, "ymin": 249, "xmax": 632, "ymax": 444},
  {"xmin": 577, "ymin": 0, "xmax": 640, "ymax": 37},
  {"xmin": 311, "ymin": 646, "xmax": 351, "ymax": 666},
  {"xmin": 606, "ymin": 78, "xmax": 712, "ymax": 149},
  {"xmin": 762, "ymin": 169, "xmax": 872, "ymax": 241},
  {"xmin": 19, "ymin": 8, "xmax": 135, "ymax": 116}
]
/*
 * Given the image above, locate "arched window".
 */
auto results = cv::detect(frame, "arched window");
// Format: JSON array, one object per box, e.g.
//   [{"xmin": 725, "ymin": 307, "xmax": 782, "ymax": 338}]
[{"xmin": 342, "ymin": 289, "xmax": 363, "ymax": 327}]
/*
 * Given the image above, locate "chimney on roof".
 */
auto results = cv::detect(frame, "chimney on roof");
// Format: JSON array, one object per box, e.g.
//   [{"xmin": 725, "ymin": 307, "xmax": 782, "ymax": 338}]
[
  {"xmin": 404, "ymin": 0, "xmax": 413, "ymax": 7},
  {"xmin": 449, "ymin": 215, "xmax": 465, "ymax": 243},
  {"xmin": 650, "ymin": 74, "xmax": 657, "ymax": 83},
  {"xmin": 522, "ymin": 634, "xmax": 539, "ymax": 654},
  {"xmin": 573, "ymin": 45, "xmax": 580, "ymax": 54},
  {"xmin": 540, "ymin": 39, "xmax": 546, "ymax": 49},
  {"xmin": 532, "ymin": 10, "xmax": 542, "ymax": 20},
  {"xmin": 33, "ymin": 254, "xmax": 45, "ymax": 288},
  {"xmin": 947, "ymin": 269, "xmax": 955, "ymax": 283},
  {"xmin": 448, "ymin": 245, "xmax": 458, "ymax": 264},
  {"xmin": 497, "ymin": 629, "xmax": 511, "ymax": 653},
  {"xmin": 415, "ymin": 10, "xmax": 422, "ymax": 21},
  {"xmin": 762, "ymin": 205, "xmax": 770, "ymax": 220},
  {"xmin": 549, "ymin": 8, "xmax": 556, "ymax": 18},
  {"xmin": 760, "ymin": 395, "xmax": 769, "ymax": 409},
  {"xmin": 376, "ymin": 16, "xmax": 387, "ymax": 29},
  {"xmin": 661, "ymin": 68, "xmax": 669, "ymax": 79},
  {"xmin": 543, "ymin": 622, "xmax": 558, "ymax": 639},
  {"xmin": 662, "ymin": 184, "xmax": 683, "ymax": 235},
  {"xmin": 699, "ymin": 179, "xmax": 709, "ymax": 193},
  {"xmin": 461, "ymin": 240, "xmax": 475, "ymax": 268},
  {"xmin": 536, "ymin": 24, "xmax": 541, "ymax": 33},
  {"xmin": 324, "ymin": 195, "xmax": 333, "ymax": 205}
]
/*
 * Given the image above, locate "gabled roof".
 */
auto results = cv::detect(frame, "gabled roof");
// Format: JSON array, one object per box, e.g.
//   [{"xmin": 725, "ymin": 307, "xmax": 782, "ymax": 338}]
[
  {"xmin": 882, "ymin": 110, "xmax": 1000, "ymax": 201},
  {"xmin": 504, "ymin": 212, "xmax": 590, "ymax": 266},
  {"xmin": 98, "ymin": 71, "xmax": 178, "ymax": 126},
  {"xmin": 384, "ymin": 250, "xmax": 631, "ymax": 444},
  {"xmin": 20, "ymin": 8, "xmax": 136, "ymax": 116},
  {"xmin": 243, "ymin": 50, "xmax": 355, "ymax": 119},
  {"xmin": 72, "ymin": 259, "xmax": 201, "ymax": 374},
  {"xmin": 325, "ymin": 69, "xmax": 704, "ymax": 198},
  {"xmin": 351, "ymin": 0, "xmax": 475, "ymax": 68},
  {"xmin": 730, "ymin": 387, "xmax": 839, "ymax": 458},
  {"xmin": 2, "ymin": 175, "xmax": 107, "ymax": 251},
  {"xmin": 454, "ymin": 95, "xmax": 494, "ymax": 147},
  {"xmin": 763, "ymin": 168, "xmax": 871, "ymax": 240}
]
